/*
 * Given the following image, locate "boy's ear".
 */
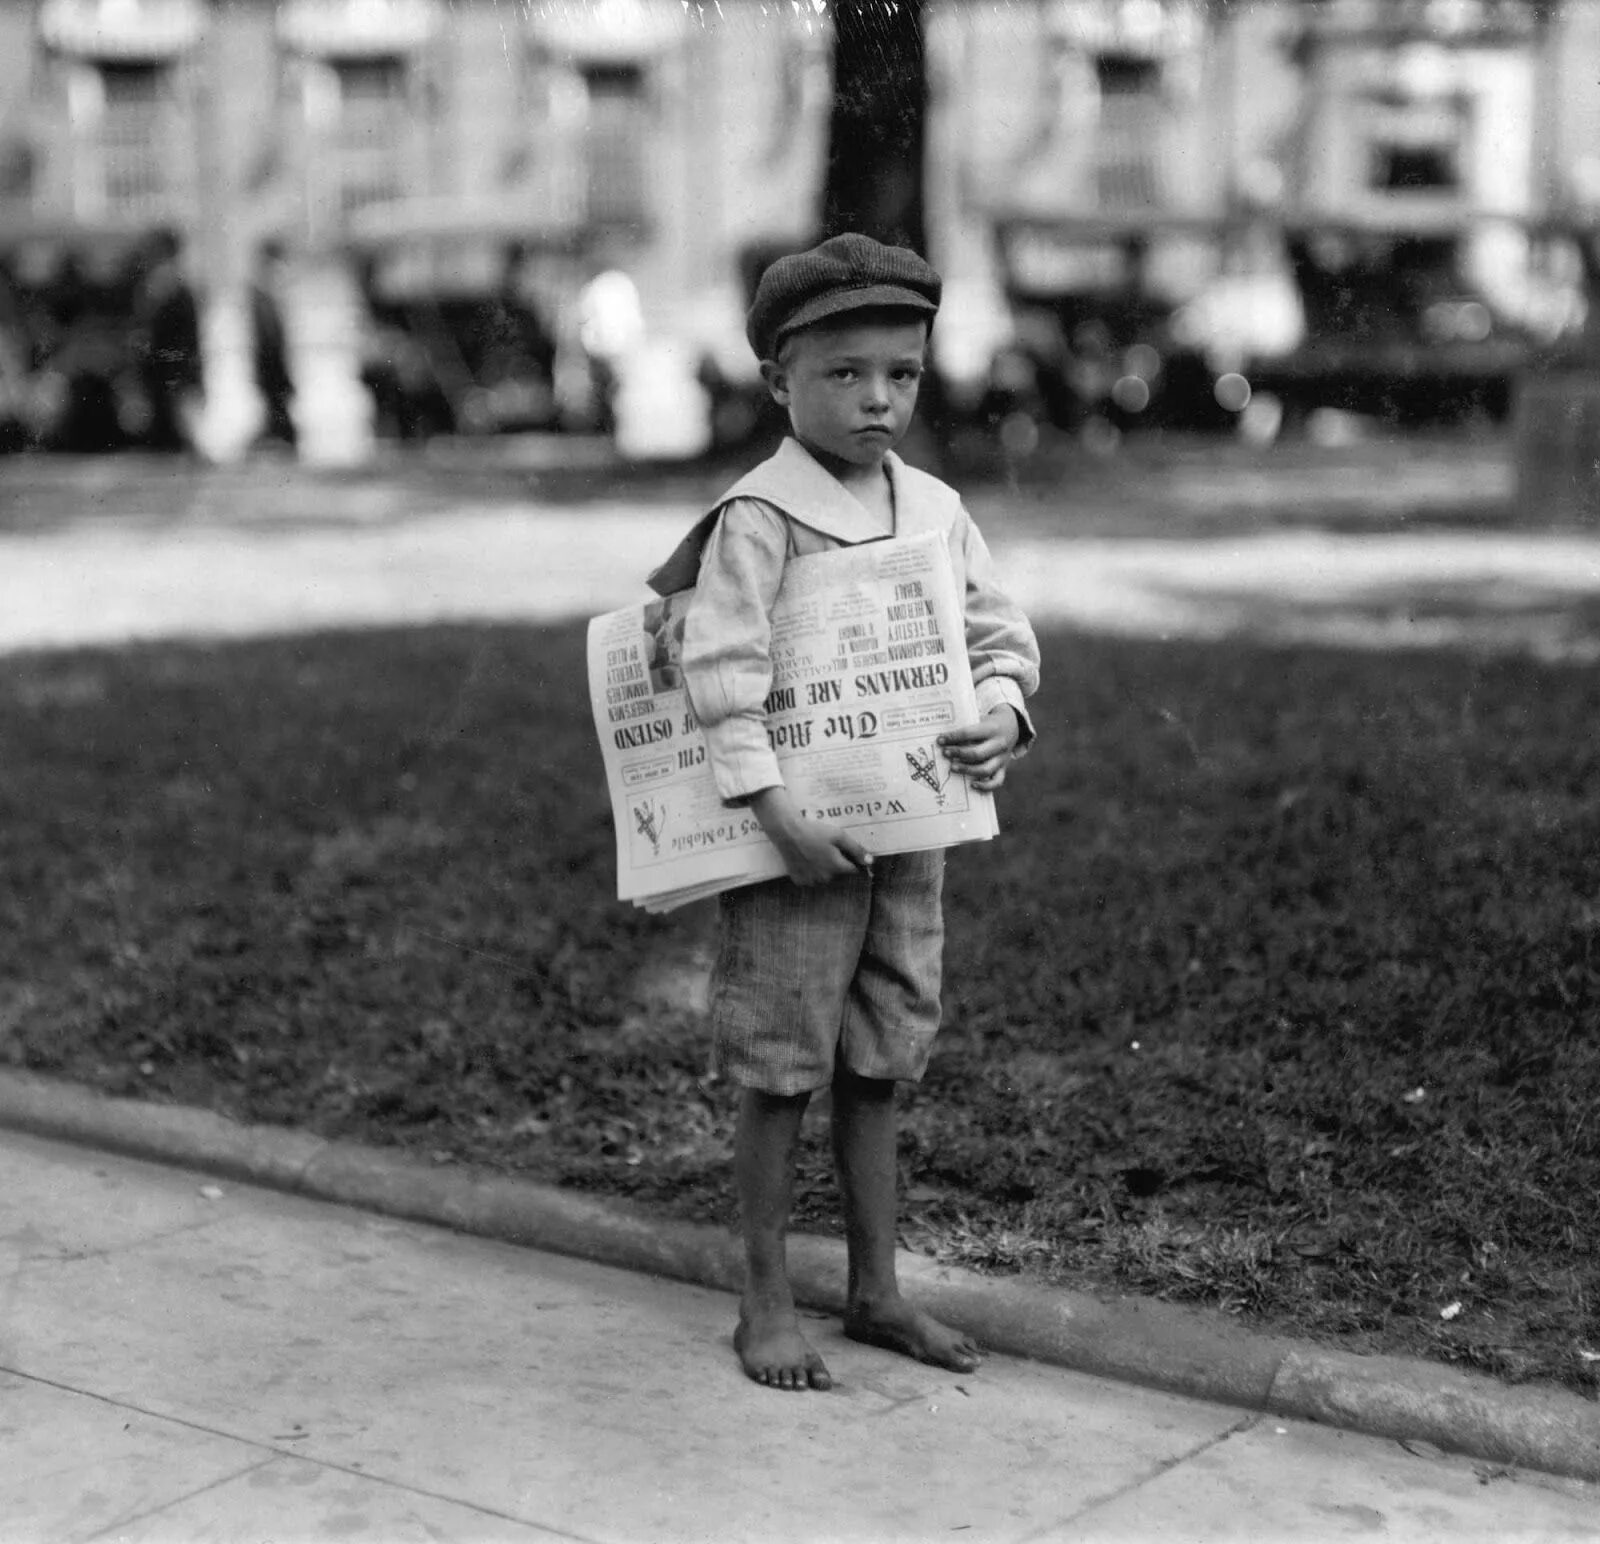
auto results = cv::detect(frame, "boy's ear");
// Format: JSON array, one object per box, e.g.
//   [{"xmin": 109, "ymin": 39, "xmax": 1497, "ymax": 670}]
[{"xmin": 759, "ymin": 358, "xmax": 791, "ymax": 406}]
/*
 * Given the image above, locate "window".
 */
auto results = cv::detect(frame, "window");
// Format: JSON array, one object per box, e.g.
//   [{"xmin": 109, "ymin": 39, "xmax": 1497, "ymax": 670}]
[
  {"xmin": 338, "ymin": 58, "xmax": 405, "ymax": 105},
  {"xmin": 1370, "ymin": 142, "xmax": 1459, "ymax": 193},
  {"xmin": 90, "ymin": 62, "xmax": 176, "ymax": 219},
  {"xmin": 1093, "ymin": 53, "xmax": 1162, "ymax": 210},
  {"xmin": 332, "ymin": 56, "xmax": 407, "ymax": 215},
  {"xmin": 1362, "ymin": 95, "xmax": 1466, "ymax": 198},
  {"xmin": 582, "ymin": 63, "xmax": 647, "ymax": 230}
]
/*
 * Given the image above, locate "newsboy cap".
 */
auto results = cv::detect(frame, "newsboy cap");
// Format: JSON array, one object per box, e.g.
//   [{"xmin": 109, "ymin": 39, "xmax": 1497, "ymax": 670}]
[{"xmin": 746, "ymin": 233, "xmax": 942, "ymax": 361}]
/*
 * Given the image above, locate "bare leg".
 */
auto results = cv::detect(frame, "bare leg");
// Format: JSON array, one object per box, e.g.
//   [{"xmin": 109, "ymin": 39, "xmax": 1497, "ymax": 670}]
[
  {"xmin": 831, "ymin": 1067, "xmax": 981, "ymax": 1372},
  {"xmin": 733, "ymin": 1087, "xmax": 833, "ymax": 1391}
]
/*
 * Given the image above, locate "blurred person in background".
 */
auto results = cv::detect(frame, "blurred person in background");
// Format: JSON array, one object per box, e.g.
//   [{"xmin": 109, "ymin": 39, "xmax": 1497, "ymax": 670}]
[
  {"xmin": 43, "ymin": 246, "xmax": 132, "ymax": 452},
  {"xmin": 572, "ymin": 265, "xmax": 643, "ymax": 435},
  {"xmin": 250, "ymin": 238, "xmax": 296, "ymax": 449},
  {"xmin": 481, "ymin": 242, "xmax": 558, "ymax": 429},
  {"xmin": 132, "ymin": 227, "xmax": 203, "ymax": 452},
  {"xmin": 355, "ymin": 250, "xmax": 445, "ymax": 441}
]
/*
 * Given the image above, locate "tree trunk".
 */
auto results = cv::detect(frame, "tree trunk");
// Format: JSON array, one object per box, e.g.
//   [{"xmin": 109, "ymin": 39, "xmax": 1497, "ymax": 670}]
[
  {"xmin": 821, "ymin": 0, "xmax": 950, "ymax": 466},
  {"xmin": 822, "ymin": 0, "xmax": 928, "ymax": 255}
]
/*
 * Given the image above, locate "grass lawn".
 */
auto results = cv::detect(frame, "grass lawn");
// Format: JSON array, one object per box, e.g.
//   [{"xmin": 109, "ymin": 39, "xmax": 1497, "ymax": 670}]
[{"xmin": 1, "ymin": 620, "xmax": 1596, "ymax": 1395}]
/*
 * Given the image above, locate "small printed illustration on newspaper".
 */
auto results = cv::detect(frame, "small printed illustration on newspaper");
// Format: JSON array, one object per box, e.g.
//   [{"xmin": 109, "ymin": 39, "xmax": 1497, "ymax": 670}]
[{"xmin": 587, "ymin": 531, "xmax": 998, "ymax": 913}]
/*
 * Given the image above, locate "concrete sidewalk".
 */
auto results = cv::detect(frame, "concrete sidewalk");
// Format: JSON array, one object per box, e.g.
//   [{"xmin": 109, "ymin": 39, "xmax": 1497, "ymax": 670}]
[{"xmin": 4, "ymin": 1129, "xmax": 1596, "ymax": 1544}]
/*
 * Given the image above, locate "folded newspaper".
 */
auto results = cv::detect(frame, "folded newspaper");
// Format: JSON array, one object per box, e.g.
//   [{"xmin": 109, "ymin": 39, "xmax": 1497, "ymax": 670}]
[{"xmin": 587, "ymin": 531, "xmax": 997, "ymax": 912}]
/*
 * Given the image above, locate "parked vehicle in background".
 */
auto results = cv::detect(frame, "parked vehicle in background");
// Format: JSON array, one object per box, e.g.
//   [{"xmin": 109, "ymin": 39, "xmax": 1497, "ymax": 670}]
[
  {"xmin": 0, "ymin": 220, "xmax": 203, "ymax": 453},
  {"xmin": 342, "ymin": 205, "xmax": 580, "ymax": 442},
  {"xmin": 982, "ymin": 214, "xmax": 1256, "ymax": 445},
  {"xmin": 1241, "ymin": 216, "xmax": 1540, "ymax": 428},
  {"xmin": 977, "ymin": 207, "xmax": 1593, "ymax": 447}
]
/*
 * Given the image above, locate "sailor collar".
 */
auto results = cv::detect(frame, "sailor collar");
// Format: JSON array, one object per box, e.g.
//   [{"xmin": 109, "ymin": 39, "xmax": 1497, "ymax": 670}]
[{"xmin": 646, "ymin": 437, "xmax": 956, "ymax": 596}]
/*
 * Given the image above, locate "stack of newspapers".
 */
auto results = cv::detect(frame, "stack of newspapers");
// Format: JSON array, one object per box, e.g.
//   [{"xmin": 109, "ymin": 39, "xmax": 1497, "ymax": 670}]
[{"xmin": 587, "ymin": 531, "xmax": 997, "ymax": 913}]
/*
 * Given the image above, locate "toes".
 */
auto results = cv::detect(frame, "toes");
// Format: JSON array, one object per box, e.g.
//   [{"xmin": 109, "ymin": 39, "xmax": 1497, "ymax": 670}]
[
  {"xmin": 751, "ymin": 1361, "xmax": 805, "ymax": 1390},
  {"xmin": 941, "ymin": 1337, "xmax": 981, "ymax": 1372},
  {"xmin": 736, "ymin": 1311, "xmax": 830, "ymax": 1391}
]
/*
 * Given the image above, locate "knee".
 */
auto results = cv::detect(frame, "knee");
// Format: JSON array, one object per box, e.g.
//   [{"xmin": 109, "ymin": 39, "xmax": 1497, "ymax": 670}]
[
  {"xmin": 831, "ymin": 1066, "xmax": 895, "ymax": 1104},
  {"xmin": 742, "ymin": 1087, "xmax": 812, "ymax": 1120}
]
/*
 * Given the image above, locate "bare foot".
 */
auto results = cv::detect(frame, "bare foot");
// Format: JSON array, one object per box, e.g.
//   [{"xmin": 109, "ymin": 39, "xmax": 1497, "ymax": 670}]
[
  {"xmin": 844, "ymin": 1296, "xmax": 981, "ymax": 1373},
  {"xmin": 735, "ymin": 1301, "xmax": 833, "ymax": 1392}
]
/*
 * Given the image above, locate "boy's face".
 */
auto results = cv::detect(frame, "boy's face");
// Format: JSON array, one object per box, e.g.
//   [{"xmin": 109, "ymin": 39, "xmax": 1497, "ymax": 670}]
[{"xmin": 761, "ymin": 315, "xmax": 928, "ymax": 469}]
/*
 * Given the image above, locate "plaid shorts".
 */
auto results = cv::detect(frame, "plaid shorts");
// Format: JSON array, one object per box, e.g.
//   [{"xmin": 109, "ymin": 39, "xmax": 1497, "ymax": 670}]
[{"xmin": 708, "ymin": 850, "xmax": 945, "ymax": 1095}]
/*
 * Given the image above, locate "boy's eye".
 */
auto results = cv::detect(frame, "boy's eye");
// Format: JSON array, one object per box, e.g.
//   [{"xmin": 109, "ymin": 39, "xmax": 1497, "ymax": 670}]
[{"xmin": 831, "ymin": 368, "xmax": 856, "ymax": 381}]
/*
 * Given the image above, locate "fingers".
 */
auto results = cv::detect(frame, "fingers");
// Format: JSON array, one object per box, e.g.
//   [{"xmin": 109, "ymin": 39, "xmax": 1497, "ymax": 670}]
[
  {"xmin": 836, "ymin": 833, "xmax": 874, "ymax": 872},
  {"xmin": 940, "ymin": 727, "xmax": 1009, "ymax": 766},
  {"xmin": 940, "ymin": 711, "xmax": 1020, "ymax": 772},
  {"xmin": 948, "ymin": 747, "xmax": 1010, "ymax": 783},
  {"xmin": 787, "ymin": 834, "xmax": 872, "ymax": 887},
  {"xmin": 947, "ymin": 741, "xmax": 1007, "ymax": 769},
  {"xmin": 937, "ymin": 726, "xmax": 999, "ymax": 760}
]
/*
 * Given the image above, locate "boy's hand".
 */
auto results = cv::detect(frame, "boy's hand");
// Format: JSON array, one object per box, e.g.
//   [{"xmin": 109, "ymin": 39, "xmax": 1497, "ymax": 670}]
[
  {"xmin": 939, "ymin": 708, "xmax": 1021, "ymax": 792},
  {"xmin": 749, "ymin": 786, "xmax": 873, "ymax": 887}
]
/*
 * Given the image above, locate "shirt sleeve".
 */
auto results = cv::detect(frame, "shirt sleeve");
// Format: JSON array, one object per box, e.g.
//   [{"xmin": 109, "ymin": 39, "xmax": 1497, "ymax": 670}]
[
  {"xmin": 680, "ymin": 498, "xmax": 789, "ymax": 802},
  {"xmin": 958, "ymin": 507, "xmax": 1042, "ymax": 755}
]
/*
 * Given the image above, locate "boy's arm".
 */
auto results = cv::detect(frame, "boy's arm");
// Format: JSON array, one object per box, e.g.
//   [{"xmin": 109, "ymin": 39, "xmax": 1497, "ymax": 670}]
[
  {"xmin": 938, "ymin": 507, "xmax": 1040, "ymax": 791},
  {"xmin": 680, "ymin": 500, "xmax": 789, "ymax": 803},
  {"xmin": 748, "ymin": 785, "xmax": 872, "ymax": 885},
  {"xmin": 680, "ymin": 502, "xmax": 870, "ymax": 884},
  {"xmin": 957, "ymin": 508, "xmax": 1041, "ymax": 756}
]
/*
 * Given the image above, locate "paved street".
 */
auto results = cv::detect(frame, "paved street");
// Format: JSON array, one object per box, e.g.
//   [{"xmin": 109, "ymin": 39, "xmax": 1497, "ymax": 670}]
[
  {"xmin": 4, "ymin": 1128, "xmax": 1597, "ymax": 1544},
  {"xmin": 2, "ymin": 441, "xmax": 1599, "ymax": 659}
]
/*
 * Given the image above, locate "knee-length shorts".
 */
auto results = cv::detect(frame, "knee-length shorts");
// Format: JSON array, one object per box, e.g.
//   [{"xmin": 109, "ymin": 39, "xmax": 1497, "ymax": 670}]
[{"xmin": 708, "ymin": 850, "xmax": 945, "ymax": 1095}]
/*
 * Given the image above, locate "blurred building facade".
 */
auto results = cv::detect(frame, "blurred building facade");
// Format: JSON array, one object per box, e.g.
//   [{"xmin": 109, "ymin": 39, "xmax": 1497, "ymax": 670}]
[{"xmin": 1, "ymin": 0, "xmax": 1598, "ymax": 453}]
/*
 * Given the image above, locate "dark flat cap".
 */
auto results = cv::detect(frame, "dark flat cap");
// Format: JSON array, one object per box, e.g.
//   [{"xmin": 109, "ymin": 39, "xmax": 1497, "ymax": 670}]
[{"xmin": 746, "ymin": 233, "xmax": 942, "ymax": 361}]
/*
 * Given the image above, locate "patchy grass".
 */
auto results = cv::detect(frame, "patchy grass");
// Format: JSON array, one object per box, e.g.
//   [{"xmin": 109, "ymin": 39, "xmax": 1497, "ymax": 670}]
[{"xmin": 1, "ymin": 621, "xmax": 1596, "ymax": 1395}]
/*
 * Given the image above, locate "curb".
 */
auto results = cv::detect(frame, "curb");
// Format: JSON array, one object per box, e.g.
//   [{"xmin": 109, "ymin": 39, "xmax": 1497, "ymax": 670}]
[{"xmin": 2, "ymin": 1069, "xmax": 1596, "ymax": 1484}]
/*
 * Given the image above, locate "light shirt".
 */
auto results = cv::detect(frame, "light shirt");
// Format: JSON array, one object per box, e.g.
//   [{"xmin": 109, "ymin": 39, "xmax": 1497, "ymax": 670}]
[{"xmin": 648, "ymin": 437, "xmax": 1041, "ymax": 804}]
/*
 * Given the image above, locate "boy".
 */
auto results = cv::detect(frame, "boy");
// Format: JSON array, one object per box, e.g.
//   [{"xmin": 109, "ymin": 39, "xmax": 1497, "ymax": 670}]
[{"xmin": 648, "ymin": 233, "xmax": 1040, "ymax": 1392}]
